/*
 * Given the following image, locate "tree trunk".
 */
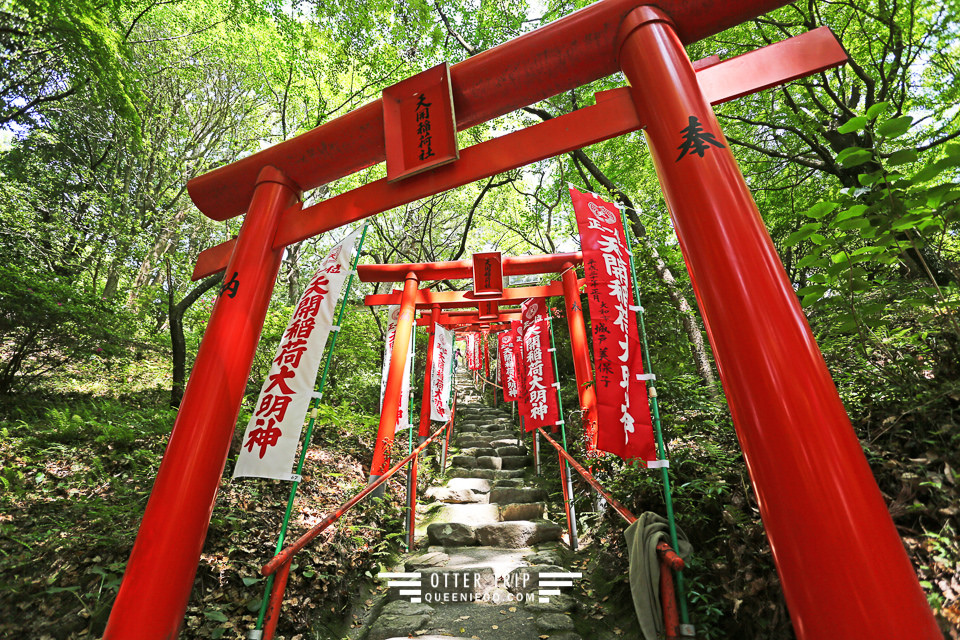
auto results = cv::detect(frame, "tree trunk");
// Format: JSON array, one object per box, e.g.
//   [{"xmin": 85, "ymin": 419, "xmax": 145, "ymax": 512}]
[
  {"xmin": 627, "ymin": 213, "xmax": 719, "ymax": 393},
  {"xmin": 167, "ymin": 265, "xmax": 223, "ymax": 407},
  {"xmin": 127, "ymin": 209, "xmax": 188, "ymax": 308}
]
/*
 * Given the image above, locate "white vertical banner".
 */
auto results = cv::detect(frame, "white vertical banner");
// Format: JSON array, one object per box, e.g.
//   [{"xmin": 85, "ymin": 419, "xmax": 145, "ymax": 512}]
[
  {"xmin": 379, "ymin": 305, "xmax": 413, "ymax": 432},
  {"xmin": 233, "ymin": 228, "xmax": 361, "ymax": 480},
  {"xmin": 430, "ymin": 326, "xmax": 453, "ymax": 421}
]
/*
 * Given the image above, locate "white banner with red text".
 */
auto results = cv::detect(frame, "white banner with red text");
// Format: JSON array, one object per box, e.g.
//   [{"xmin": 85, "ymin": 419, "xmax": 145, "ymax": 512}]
[
  {"xmin": 234, "ymin": 228, "xmax": 361, "ymax": 480},
  {"xmin": 430, "ymin": 325, "xmax": 454, "ymax": 421},
  {"xmin": 379, "ymin": 305, "xmax": 414, "ymax": 433},
  {"xmin": 498, "ymin": 330, "xmax": 521, "ymax": 402},
  {"xmin": 467, "ymin": 332, "xmax": 481, "ymax": 371}
]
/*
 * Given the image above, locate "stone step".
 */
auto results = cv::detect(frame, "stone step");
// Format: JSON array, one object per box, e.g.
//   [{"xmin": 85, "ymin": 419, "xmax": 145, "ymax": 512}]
[
  {"xmin": 448, "ymin": 468, "xmax": 525, "ymax": 480},
  {"xmin": 488, "ymin": 487, "xmax": 546, "ymax": 504},
  {"xmin": 421, "ymin": 503, "xmax": 500, "ymax": 527},
  {"xmin": 409, "ymin": 546, "xmax": 528, "ymax": 574},
  {"xmin": 459, "ymin": 446, "xmax": 496, "ymax": 457},
  {"xmin": 451, "ymin": 455, "xmax": 478, "ymax": 469},
  {"xmin": 419, "ymin": 501, "xmax": 546, "ymax": 524},
  {"xmin": 424, "ymin": 486, "xmax": 486, "ymax": 504},
  {"xmin": 476, "ymin": 456, "xmax": 502, "ymax": 470},
  {"xmin": 445, "ymin": 478, "xmax": 491, "ymax": 494},
  {"xmin": 499, "ymin": 502, "xmax": 545, "ymax": 521},
  {"xmin": 474, "ymin": 520, "xmax": 563, "ymax": 547},
  {"xmin": 494, "ymin": 445, "xmax": 527, "ymax": 456},
  {"xmin": 500, "ymin": 455, "xmax": 532, "ymax": 470}
]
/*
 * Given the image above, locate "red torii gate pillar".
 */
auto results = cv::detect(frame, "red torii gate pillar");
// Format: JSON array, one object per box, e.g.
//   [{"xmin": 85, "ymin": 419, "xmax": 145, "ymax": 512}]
[
  {"xmin": 561, "ymin": 263, "xmax": 598, "ymax": 450},
  {"xmin": 369, "ymin": 272, "xmax": 419, "ymax": 489},
  {"xmin": 103, "ymin": 167, "xmax": 299, "ymax": 637},
  {"xmin": 618, "ymin": 8, "xmax": 939, "ymax": 638}
]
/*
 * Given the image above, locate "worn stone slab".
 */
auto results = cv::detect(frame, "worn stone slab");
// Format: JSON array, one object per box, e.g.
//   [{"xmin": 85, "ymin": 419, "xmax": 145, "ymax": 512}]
[
  {"xmin": 499, "ymin": 455, "xmax": 532, "ymax": 470},
  {"xmin": 494, "ymin": 445, "xmax": 527, "ymax": 456},
  {"xmin": 427, "ymin": 503, "xmax": 500, "ymax": 527},
  {"xmin": 489, "ymin": 438, "xmax": 523, "ymax": 447},
  {"xmin": 448, "ymin": 468, "xmax": 497, "ymax": 480},
  {"xmin": 476, "ymin": 455, "xmax": 502, "ymax": 470},
  {"xmin": 367, "ymin": 601, "xmax": 435, "ymax": 640},
  {"xmin": 405, "ymin": 550, "xmax": 450, "ymax": 571},
  {"xmin": 491, "ymin": 478, "xmax": 524, "ymax": 489},
  {"xmin": 451, "ymin": 455, "xmax": 477, "ymax": 469},
  {"xmin": 523, "ymin": 550, "xmax": 563, "ymax": 566},
  {"xmin": 488, "ymin": 487, "xmax": 546, "ymax": 504},
  {"xmin": 456, "ymin": 437, "xmax": 496, "ymax": 448},
  {"xmin": 445, "ymin": 478, "xmax": 491, "ymax": 494},
  {"xmin": 449, "ymin": 468, "xmax": 524, "ymax": 480},
  {"xmin": 460, "ymin": 447, "xmax": 496, "ymax": 457},
  {"xmin": 427, "ymin": 522, "xmax": 477, "ymax": 546},
  {"xmin": 424, "ymin": 487, "xmax": 482, "ymax": 504},
  {"xmin": 474, "ymin": 521, "xmax": 563, "ymax": 548},
  {"xmin": 536, "ymin": 612, "xmax": 576, "ymax": 632},
  {"xmin": 499, "ymin": 502, "xmax": 545, "ymax": 521}
]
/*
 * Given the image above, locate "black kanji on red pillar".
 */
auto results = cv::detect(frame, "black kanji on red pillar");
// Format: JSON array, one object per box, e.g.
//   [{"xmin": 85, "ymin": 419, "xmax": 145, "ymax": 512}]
[{"xmin": 676, "ymin": 115, "xmax": 725, "ymax": 161}]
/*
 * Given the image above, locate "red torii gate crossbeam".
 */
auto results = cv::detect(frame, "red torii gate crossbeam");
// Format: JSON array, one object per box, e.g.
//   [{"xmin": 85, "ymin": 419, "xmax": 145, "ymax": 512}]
[{"xmin": 104, "ymin": 1, "xmax": 940, "ymax": 638}]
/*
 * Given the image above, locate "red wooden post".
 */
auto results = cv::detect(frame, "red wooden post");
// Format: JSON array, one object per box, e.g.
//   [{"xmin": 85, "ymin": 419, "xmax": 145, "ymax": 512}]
[
  {"xmin": 561, "ymin": 264, "xmax": 598, "ymax": 451},
  {"xmin": 617, "ymin": 8, "xmax": 939, "ymax": 638},
  {"xmin": 418, "ymin": 306, "xmax": 440, "ymax": 440},
  {"xmin": 408, "ymin": 305, "xmax": 439, "ymax": 549},
  {"xmin": 369, "ymin": 273, "xmax": 419, "ymax": 485},
  {"xmin": 261, "ymin": 560, "xmax": 292, "ymax": 640},
  {"xmin": 104, "ymin": 167, "xmax": 300, "ymax": 639}
]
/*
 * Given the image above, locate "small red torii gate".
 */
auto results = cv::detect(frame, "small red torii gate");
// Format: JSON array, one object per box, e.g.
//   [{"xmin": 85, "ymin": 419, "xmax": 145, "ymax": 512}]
[{"xmin": 104, "ymin": 2, "xmax": 940, "ymax": 638}]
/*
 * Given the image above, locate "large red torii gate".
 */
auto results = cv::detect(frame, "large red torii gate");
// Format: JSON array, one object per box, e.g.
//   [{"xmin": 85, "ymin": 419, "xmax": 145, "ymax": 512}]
[{"xmin": 104, "ymin": 1, "xmax": 940, "ymax": 638}]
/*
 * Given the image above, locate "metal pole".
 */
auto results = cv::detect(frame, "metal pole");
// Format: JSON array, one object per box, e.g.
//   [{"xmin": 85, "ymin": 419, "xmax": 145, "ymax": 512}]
[
  {"xmin": 104, "ymin": 167, "xmax": 300, "ymax": 639},
  {"xmin": 617, "ymin": 8, "xmax": 939, "ymax": 637},
  {"xmin": 547, "ymin": 312, "xmax": 579, "ymax": 551},
  {"xmin": 618, "ymin": 201, "xmax": 689, "ymax": 624},
  {"xmin": 254, "ymin": 223, "xmax": 369, "ymax": 630}
]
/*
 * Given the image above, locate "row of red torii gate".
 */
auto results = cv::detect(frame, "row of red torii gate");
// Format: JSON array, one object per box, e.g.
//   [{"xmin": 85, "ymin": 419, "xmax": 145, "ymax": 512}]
[
  {"xmin": 361, "ymin": 187, "xmax": 660, "ymax": 489},
  {"xmin": 102, "ymin": 1, "xmax": 941, "ymax": 638}
]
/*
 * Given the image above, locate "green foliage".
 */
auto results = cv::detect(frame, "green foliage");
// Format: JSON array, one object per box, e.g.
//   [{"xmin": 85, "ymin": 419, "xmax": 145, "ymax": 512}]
[
  {"xmin": 0, "ymin": 261, "xmax": 133, "ymax": 394},
  {"xmin": 1, "ymin": 0, "xmax": 141, "ymax": 132}
]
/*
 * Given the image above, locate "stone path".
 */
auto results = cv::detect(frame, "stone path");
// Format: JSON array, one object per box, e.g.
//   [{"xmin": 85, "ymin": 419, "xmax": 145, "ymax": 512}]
[{"xmin": 365, "ymin": 375, "xmax": 582, "ymax": 640}]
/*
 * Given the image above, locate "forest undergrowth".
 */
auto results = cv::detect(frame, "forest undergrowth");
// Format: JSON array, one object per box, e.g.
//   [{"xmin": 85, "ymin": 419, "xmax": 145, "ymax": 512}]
[{"xmin": 0, "ymin": 363, "xmax": 424, "ymax": 640}]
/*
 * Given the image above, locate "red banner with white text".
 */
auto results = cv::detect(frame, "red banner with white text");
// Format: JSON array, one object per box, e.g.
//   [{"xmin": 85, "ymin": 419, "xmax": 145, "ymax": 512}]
[
  {"xmin": 519, "ymin": 298, "xmax": 560, "ymax": 433},
  {"xmin": 498, "ymin": 330, "xmax": 521, "ymax": 402},
  {"xmin": 571, "ymin": 186, "xmax": 656, "ymax": 461}
]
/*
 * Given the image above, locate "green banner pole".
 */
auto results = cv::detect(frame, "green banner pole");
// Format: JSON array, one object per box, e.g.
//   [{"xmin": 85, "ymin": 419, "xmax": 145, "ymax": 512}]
[
  {"xmin": 255, "ymin": 223, "xmax": 369, "ymax": 630},
  {"xmin": 619, "ymin": 207, "xmax": 689, "ymax": 624}
]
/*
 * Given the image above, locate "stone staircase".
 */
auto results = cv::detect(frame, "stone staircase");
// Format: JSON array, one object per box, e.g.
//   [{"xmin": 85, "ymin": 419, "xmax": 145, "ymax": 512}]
[{"xmin": 365, "ymin": 375, "xmax": 581, "ymax": 640}]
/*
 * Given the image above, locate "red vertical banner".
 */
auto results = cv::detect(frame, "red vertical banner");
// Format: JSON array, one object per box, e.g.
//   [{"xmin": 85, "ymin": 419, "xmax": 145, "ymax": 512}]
[
  {"xmin": 498, "ymin": 331, "xmax": 521, "ymax": 402},
  {"xmin": 519, "ymin": 298, "xmax": 560, "ymax": 433},
  {"xmin": 570, "ymin": 186, "xmax": 656, "ymax": 461}
]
